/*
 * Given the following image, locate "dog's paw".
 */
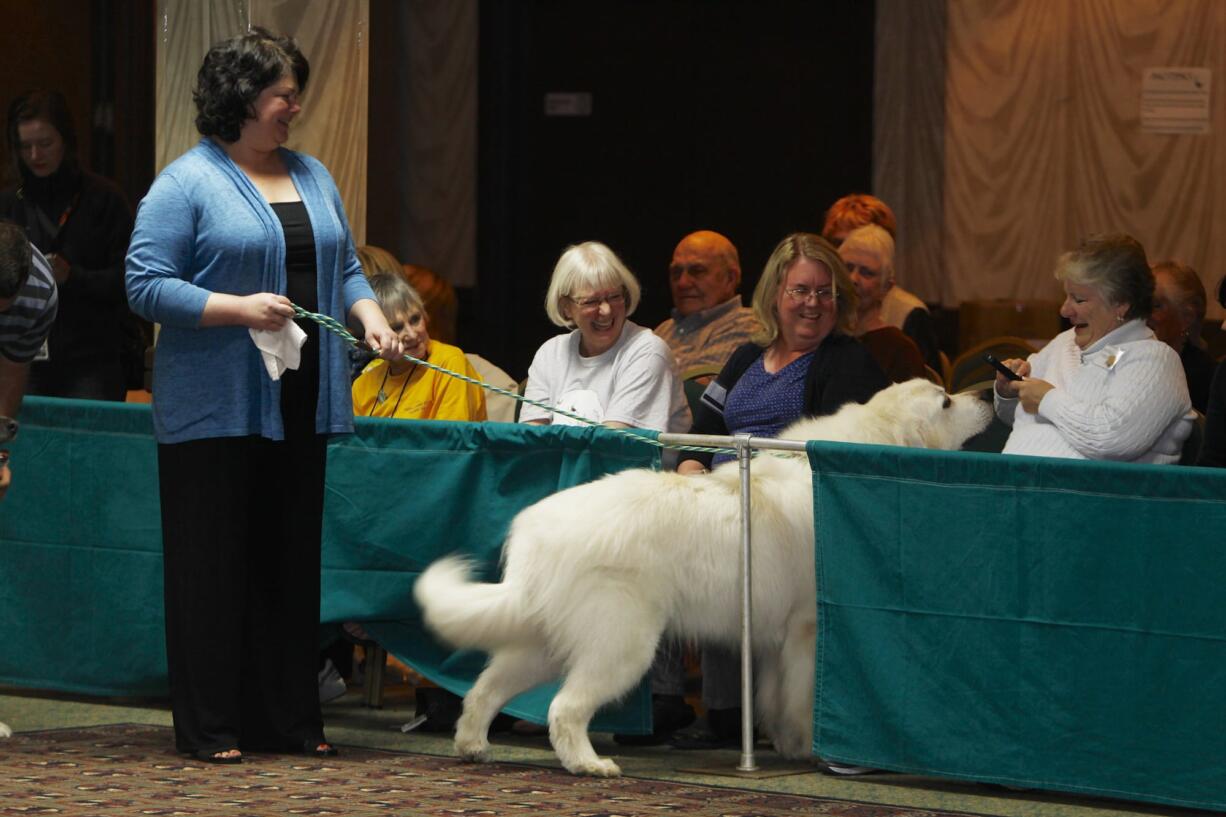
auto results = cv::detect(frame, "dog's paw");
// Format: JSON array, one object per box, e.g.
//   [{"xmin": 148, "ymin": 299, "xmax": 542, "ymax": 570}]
[
  {"xmin": 0, "ymin": 721, "xmax": 11, "ymax": 739},
  {"xmin": 455, "ymin": 737, "xmax": 491, "ymax": 763},
  {"xmin": 771, "ymin": 733, "xmax": 811, "ymax": 760},
  {"xmin": 567, "ymin": 757, "xmax": 621, "ymax": 777}
]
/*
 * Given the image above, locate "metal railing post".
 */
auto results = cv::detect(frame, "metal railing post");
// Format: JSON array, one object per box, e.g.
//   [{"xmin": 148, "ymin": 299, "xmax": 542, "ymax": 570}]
[
  {"xmin": 735, "ymin": 433, "xmax": 757, "ymax": 772},
  {"xmin": 655, "ymin": 432, "xmax": 810, "ymax": 773}
]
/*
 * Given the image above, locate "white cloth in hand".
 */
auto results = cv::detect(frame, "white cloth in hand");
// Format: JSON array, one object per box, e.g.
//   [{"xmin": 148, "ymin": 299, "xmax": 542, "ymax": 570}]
[{"xmin": 249, "ymin": 321, "xmax": 308, "ymax": 381}]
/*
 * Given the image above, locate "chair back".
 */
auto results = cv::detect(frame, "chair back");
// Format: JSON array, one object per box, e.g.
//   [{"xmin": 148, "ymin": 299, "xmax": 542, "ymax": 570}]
[
  {"xmin": 465, "ymin": 353, "xmax": 519, "ymax": 423},
  {"xmin": 512, "ymin": 378, "xmax": 528, "ymax": 422},
  {"xmin": 680, "ymin": 365, "xmax": 720, "ymax": 418},
  {"xmin": 949, "ymin": 336, "xmax": 1037, "ymax": 394},
  {"xmin": 682, "ymin": 378, "xmax": 708, "ymax": 419}
]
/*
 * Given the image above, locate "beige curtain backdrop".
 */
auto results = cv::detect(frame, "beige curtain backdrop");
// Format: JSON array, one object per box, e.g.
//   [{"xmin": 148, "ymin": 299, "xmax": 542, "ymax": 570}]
[
  {"xmin": 876, "ymin": 0, "xmax": 1226, "ymax": 315},
  {"xmin": 155, "ymin": 0, "xmax": 369, "ymax": 243}
]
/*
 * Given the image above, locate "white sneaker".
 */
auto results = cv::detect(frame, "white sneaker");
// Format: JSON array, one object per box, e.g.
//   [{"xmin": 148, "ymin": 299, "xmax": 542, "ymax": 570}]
[
  {"xmin": 318, "ymin": 659, "xmax": 347, "ymax": 704},
  {"xmin": 821, "ymin": 759, "xmax": 877, "ymax": 775}
]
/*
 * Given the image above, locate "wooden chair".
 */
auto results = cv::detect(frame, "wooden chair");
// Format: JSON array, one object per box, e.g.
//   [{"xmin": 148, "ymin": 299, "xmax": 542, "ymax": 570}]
[
  {"xmin": 957, "ymin": 298, "xmax": 1062, "ymax": 352},
  {"xmin": 948, "ymin": 336, "xmax": 1037, "ymax": 395},
  {"xmin": 680, "ymin": 365, "xmax": 721, "ymax": 383}
]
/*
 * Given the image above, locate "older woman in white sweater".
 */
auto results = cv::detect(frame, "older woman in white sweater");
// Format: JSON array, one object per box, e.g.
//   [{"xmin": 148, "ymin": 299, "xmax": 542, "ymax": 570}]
[{"xmin": 994, "ymin": 234, "xmax": 1193, "ymax": 463}]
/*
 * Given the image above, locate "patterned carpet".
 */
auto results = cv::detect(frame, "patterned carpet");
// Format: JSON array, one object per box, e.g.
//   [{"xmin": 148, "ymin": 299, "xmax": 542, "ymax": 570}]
[{"xmin": 0, "ymin": 723, "xmax": 991, "ymax": 817}]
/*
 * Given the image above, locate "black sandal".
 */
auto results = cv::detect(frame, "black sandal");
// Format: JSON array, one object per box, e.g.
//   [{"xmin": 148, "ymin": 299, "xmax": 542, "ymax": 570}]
[{"xmin": 193, "ymin": 748, "xmax": 242, "ymax": 764}]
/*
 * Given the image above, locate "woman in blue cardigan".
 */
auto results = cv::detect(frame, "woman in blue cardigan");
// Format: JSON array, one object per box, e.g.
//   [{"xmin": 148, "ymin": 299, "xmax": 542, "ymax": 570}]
[{"xmin": 126, "ymin": 28, "xmax": 401, "ymax": 764}]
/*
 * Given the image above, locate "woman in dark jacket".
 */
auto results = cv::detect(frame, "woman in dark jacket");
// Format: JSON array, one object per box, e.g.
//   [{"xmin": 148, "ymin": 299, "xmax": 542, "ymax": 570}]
[
  {"xmin": 678, "ymin": 232, "xmax": 888, "ymax": 473},
  {"xmin": 0, "ymin": 90, "xmax": 134, "ymax": 400}
]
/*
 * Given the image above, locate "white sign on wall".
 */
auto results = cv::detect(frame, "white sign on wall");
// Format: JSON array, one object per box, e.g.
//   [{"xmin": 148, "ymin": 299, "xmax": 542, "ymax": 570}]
[{"xmin": 1141, "ymin": 67, "xmax": 1211, "ymax": 134}]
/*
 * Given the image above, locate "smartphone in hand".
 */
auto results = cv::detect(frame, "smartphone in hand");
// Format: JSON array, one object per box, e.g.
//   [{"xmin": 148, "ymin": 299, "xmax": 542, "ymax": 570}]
[{"xmin": 984, "ymin": 353, "xmax": 1022, "ymax": 382}]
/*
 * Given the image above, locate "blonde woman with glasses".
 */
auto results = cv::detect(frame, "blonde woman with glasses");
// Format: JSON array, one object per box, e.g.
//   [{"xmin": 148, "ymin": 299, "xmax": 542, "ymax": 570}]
[
  {"xmin": 678, "ymin": 232, "xmax": 888, "ymax": 475},
  {"xmin": 520, "ymin": 241, "xmax": 690, "ymax": 433}
]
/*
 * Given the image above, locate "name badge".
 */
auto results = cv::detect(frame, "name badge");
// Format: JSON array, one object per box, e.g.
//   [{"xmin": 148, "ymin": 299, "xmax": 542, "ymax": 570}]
[{"xmin": 700, "ymin": 381, "xmax": 727, "ymax": 414}]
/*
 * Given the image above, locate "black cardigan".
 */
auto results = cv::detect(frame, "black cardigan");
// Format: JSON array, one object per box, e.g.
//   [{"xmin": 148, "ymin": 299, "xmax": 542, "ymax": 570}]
[
  {"xmin": 1198, "ymin": 362, "xmax": 1226, "ymax": 467},
  {"xmin": 0, "ymin": 167, "xmax": 133, "ymax": 368},
  {"xmin": 679, "ymin": 334, "xmax": 889, "ymax": 468}
]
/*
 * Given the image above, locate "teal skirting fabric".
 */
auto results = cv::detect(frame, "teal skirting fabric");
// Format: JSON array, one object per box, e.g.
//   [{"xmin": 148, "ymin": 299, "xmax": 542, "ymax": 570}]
[
  {"xmin": 0, "ymin": 397, "xmax": 654, "ymax": 733},
  {"xmin": 807, "ymin": 441, "xmax": 1226, "ymax": 811}
]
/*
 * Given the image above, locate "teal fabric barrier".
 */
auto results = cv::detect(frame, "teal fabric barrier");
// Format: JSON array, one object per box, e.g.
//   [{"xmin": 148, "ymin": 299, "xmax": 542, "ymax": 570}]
[
  {"xmin": 0, "ymin": 398, "xmax": 654, "ymax": 733},
  {"xmin": 322, "ymin": 416, "xmax": 654, "ymax": 732},
  {"xmin": 0, "ymin": 398, "xmax": 165, "ymax": 695},
  {"xmin": 807, "ymin": 441, "xmax": 1226, "ymax": 811}
]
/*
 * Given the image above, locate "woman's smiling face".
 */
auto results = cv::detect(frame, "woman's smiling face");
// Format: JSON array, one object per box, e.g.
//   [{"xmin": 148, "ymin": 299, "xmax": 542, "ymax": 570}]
[
  {"xmin": 239, "ymin": 74, "xmax": 301, "ymax": 150},
  {"xmin": 565, "ymin": 287, "xmax": 627, "ymax": 357},
  {"xmin": 1060, "ymin": 281, "xmax": 1127, "ymax": 349},
  {"xmin": 774, "ymin": 257, "xmax": 837, "ymax": 352}
]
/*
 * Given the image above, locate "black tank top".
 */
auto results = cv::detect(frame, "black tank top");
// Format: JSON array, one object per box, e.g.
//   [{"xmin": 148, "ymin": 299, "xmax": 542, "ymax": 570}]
[{"xmin": 271, "ymin": 201, "xmax": 319, "ymax": 438}]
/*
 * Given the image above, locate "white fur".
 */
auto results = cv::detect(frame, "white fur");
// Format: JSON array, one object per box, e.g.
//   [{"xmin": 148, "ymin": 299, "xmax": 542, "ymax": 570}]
[
  {"xmin": 414, "ymin": 379, "xmax": 990, "ymax": 776},
  {"xmin": 0, "ymin": 721, "xmax": 10, "ymax": 739}
]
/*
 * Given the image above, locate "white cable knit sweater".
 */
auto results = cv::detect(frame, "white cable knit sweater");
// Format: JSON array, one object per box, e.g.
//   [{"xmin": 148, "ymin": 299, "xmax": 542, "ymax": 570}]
[{"xmin": 995, "ymin": 319, "xmax": 1193, "ymax": 463}]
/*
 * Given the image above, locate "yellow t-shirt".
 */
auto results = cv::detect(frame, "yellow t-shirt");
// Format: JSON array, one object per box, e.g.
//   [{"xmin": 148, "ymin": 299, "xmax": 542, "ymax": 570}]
[{"xmin": 352, "ymin": 341, "xmax": 488, "ymax": 421}]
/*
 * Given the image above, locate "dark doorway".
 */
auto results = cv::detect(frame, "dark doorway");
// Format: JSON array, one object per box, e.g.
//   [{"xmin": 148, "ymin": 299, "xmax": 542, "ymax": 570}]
[{"xmin": 474, "ymin": 0, "xmax": 876, "ymax": 377}]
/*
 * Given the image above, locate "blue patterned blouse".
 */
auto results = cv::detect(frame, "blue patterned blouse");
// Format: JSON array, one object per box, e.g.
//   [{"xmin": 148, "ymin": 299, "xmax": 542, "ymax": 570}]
[{"xmin": 712, "ymin": 350, "xmax": 814, "ymax": 466}]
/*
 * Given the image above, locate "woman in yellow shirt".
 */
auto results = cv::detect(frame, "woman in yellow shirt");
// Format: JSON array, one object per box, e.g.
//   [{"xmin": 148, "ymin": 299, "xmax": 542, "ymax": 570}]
[{"xmin": 351, "ymin": 273, "xmax": 487, "ymax": 421}]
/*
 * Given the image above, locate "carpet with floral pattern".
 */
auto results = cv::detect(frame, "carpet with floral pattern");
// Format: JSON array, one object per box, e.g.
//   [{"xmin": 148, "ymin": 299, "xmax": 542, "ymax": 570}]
[{"xmin": 0, "ymin": 723, "xmax": 1000, "ymax": 817}]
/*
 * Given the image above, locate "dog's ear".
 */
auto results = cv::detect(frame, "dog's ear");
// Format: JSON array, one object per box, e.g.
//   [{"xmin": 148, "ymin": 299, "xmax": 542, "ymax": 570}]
[{"xmin": 897, "ymin": 386, "xmax": 944, "ymax": 448}]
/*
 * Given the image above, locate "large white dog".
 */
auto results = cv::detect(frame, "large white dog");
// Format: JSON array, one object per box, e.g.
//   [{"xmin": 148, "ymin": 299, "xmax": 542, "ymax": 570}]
[{"xmin": 415, "ymin": 379, "xmax": 990, "ymax": 776}]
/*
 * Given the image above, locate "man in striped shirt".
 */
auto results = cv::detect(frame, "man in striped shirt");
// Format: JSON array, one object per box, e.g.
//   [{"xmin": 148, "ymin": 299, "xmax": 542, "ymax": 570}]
[
  {"xmin": 0, "ymin": 222, "xmax": 58, "ymax": 499},
  {"xmin": 653, "ymin": 230, "xmax": 760, "ymax": 379}
]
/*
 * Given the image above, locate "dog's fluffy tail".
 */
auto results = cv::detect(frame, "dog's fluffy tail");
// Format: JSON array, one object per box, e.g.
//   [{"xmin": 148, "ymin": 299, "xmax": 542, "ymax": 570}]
[{"xmin": 414, "ymin": 556, "xmax": 531, "ymax": 650}]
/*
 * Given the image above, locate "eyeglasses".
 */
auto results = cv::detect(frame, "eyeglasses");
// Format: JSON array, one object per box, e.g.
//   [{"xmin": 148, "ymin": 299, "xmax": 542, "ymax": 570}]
[
  {"xmin": 783, "ymin": 286, "xmax": 836, "ymax": 304},
  {"xmin": 567, "ymin": 290, "xmax": 627, "ymax": 311}
]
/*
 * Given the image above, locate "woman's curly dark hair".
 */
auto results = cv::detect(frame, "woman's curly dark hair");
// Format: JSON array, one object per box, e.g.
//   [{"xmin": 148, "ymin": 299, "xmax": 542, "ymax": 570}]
[{"xmin": 193, "ymin": 26, "xmax": 309, "ymax": 143}]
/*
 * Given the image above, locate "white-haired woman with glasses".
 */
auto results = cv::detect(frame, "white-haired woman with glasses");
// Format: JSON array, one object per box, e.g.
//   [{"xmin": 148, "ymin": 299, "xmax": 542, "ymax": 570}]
[
  {"xmin": 520, "ymin": 241, "xmax": 690, "ymax": 432},
  {"xmin": 670, "ymin": 232, "xmax": 887, "ymax": 757}
]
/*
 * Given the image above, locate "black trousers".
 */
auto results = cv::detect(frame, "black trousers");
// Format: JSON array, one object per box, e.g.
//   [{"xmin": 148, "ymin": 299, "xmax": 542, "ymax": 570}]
[{"xmin": 157, "ymin": 432, "xmax": 327, "ymax": 755}]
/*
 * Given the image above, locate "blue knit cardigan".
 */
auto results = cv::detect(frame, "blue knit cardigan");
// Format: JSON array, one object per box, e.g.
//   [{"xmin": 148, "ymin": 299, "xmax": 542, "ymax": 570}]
[{"xmin": 126, "ymin": 138, "xmax": 375, "ymax": 443}]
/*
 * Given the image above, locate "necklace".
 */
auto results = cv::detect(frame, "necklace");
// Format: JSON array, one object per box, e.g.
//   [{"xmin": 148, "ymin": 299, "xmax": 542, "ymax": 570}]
[{"xmin": 371, "ymin": 361, "xmax": 419, "ymax": 416}]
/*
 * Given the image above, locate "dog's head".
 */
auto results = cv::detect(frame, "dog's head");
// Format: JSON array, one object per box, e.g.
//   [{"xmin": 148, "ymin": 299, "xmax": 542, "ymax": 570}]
[
  {"xmin": 781, "ymin": 378, "xmax": 991, "ymax": 450},
  {"xmin": 873, "ymin": 378, "xmax": 991, "ymax": 449}
]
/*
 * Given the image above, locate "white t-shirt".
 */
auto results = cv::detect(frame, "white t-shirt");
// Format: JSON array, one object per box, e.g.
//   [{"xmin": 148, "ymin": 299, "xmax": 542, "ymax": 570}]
[{"xmin": 520, "ymin": 321, "xmax": 692, "ymax": 433}]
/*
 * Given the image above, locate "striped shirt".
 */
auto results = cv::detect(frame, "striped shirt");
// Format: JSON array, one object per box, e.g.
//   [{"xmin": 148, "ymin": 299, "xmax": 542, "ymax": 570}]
[
  {"xmin": 0, "ymin": 244, "xmax": 58, "ymax": 363},
  {"xmin": 653, "ymin": 296, "xmax": 760, "ymax": 377}
]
